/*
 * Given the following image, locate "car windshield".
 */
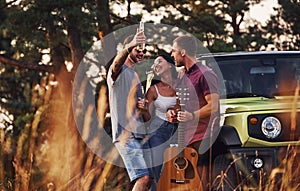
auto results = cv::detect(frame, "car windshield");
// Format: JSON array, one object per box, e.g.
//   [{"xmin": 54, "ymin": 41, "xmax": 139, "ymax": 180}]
[{"xmin": 207, "ymin": 57, "xmax": 300, "ymax": 98}]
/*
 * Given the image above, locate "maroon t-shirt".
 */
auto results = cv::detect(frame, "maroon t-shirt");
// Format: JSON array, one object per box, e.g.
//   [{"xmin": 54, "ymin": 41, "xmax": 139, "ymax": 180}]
[{"xmin": 178, "ymin": 62, "xmax": 219, "ymax": 146}]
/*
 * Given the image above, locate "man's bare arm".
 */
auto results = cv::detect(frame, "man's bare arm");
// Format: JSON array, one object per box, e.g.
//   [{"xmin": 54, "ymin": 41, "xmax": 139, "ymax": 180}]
[
  {"xmin": 110, "ymin": 30, "xmax": 145, "ymax": 81},
  {"xmin": 110, "ymin": 46, "xmax": 133, "ymax": 81},
  {"xmin": 177, "ymin": 93, "xmax": 219, "ymax": 122},
  {"xmin": 194, "ymin": 93, "xmax": 219, "ymax": 119}
]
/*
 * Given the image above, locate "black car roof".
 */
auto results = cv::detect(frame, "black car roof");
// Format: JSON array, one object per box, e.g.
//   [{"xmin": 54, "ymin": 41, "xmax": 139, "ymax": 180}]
[{"xmin": 198, "ymin": 51, "xmax": 300, "ymax": 60}]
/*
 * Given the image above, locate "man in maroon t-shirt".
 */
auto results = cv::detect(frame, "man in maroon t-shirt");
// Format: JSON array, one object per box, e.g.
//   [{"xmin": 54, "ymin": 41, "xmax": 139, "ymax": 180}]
[{"xmin": 167, "ymin": 35, "xmax": 220, "ymax": 191}]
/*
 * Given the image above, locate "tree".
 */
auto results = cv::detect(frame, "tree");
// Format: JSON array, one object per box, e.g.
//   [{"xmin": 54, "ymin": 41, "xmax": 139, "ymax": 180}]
[
  {"xmin": 0, "ymin": 0, "xmax": 292, "ymax": 189},
  {"xmin": 213, "ymin": 0, "xmax": 267, "ymax": 51},
  {"xmin": 264, "ymin": 0, "xmax": 300, "ymax": 50},
  {"xmin": 140, "ymin": 0, "xmax": 228, "ymax": 51},
  {"xmin": 0, "ymin": 0, "xmax": 121, "ymax": 189},
  {"xmin": 136, "ymin": 0, "xmax": 267, "ymax": 51},
  {"xmin": 1, "ymin": 0, "xmax": 152, "ymax": 188}
]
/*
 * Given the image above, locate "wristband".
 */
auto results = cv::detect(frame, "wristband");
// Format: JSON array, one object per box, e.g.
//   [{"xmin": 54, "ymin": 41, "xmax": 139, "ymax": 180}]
[
  {"xmin": 166, "ymin": 107, "xmax": 173, "ymax": 112},
  {"xmin": 191, "ymin": 112, "xmax": 195, "ymax": 120}
]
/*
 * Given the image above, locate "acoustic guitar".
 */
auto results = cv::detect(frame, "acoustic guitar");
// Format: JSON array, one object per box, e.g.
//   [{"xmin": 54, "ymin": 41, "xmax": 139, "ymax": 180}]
[{"xmin": 157, "ymin": 87, "xmax": 203, "ymax": 191}]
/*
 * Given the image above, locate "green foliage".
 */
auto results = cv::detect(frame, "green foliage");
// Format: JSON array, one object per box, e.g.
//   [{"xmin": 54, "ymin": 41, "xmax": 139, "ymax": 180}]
[
  {"xmin": 264, "ymin": 0, "xmax": 300, "ymax": 50},
  {"xmin": 0, "ymin": 0, "xmax": 299, "ymax": 189},
  {"xmin": 0, "ymin": 63, "xmax": 39, "ymax": 133},
  {"xmin": 0, "ymin": 0, "xmax": 104, "ymax": 129},
  {"xmin": 0, "ymin": 0, "xmax": 295, "ymax": 140},
  {"xmin": 139, "ymin": 0, "xmax": 269, "ymax": 51}
]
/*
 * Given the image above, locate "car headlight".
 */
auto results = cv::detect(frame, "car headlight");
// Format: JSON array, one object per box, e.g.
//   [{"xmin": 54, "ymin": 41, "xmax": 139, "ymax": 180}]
[{"xmin": 261, "ymin": 116, "xmax": 281, "ymax": 139}]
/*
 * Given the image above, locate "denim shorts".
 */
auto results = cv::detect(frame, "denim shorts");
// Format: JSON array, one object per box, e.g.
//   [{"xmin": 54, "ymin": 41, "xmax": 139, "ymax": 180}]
[{"xmin": 115, "ymin": 137, "xmax": 153, "ymax": 182}]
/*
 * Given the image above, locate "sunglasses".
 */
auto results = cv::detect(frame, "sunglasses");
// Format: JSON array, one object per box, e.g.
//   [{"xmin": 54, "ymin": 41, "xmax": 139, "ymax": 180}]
[{"xmin": 135, "ymin": 49, "xmax": 147, "ymax": 54}]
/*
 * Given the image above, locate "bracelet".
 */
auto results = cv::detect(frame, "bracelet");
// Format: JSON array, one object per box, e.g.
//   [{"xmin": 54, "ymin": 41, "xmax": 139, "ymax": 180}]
[
  {"xmin": 166, "ymin": 107, "xmax": 173, "ymax": 112},
  {"xmin": 191, "ymin": 112, "xmax": 195, "ymax": 120}
]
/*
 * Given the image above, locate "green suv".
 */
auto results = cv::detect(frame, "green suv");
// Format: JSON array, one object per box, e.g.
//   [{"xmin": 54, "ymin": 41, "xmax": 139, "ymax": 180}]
[{"xmin": 200, "ymin": 51, "xmax": 300, "ymax": 190}]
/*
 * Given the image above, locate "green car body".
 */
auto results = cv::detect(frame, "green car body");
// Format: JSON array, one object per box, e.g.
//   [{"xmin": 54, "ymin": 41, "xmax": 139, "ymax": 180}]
[
  {"xmin": 199, "ymin": 51, "xmax": 300, "ymax": 190},
  {"xmin": 222, "ymin": 96, "xmax": 300, "ymax": 147}
]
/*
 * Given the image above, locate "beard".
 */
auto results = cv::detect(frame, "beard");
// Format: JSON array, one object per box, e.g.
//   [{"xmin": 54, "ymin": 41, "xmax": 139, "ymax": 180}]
[
  {"xmin": 176, "ymin": 59, "xmax": 184, "ymax": 67},
  {"xmin": 129, "ymin": 52, "xmax": 143, "ymax": 63}
]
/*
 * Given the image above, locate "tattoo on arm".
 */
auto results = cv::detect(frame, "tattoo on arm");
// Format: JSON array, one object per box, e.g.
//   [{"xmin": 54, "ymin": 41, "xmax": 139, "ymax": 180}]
[{"xmin": 111, "ymin": 46, "xmax": 133, "ymax": 81}]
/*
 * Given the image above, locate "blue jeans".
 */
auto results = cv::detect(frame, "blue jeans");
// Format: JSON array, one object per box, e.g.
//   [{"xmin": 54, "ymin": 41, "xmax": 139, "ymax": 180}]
[
  {"xmin": 149, "ymin": 116, "xmax": 178, "ymax": 190},
  {"xmin": 115, "ymin": 137, "xmax": 153, "ymax": 182}
]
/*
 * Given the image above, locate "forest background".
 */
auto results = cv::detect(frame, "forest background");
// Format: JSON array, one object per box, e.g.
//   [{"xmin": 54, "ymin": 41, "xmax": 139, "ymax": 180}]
[{"xmin": 0, "ymin": 0, "xmax": 299, "ymax": 190}]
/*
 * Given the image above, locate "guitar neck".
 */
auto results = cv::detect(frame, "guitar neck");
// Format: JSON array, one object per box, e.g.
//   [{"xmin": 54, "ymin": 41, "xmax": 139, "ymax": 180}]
[
  {"xmin": 178, "ymin": 103, "xmax": 185, "ymax": 158},
  {"xmin": 176, "ymin": 86, "xmax": 189, "ymax": 158}
]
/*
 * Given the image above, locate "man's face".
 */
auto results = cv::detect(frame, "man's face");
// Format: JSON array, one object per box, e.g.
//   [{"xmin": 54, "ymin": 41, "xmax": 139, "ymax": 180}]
[
  {"xmin": 171, "ymin": 42, "xmax": 183, "ymax": 67},
  {"xmin": 130, "ymin": 47, "xmax": 146, "ymax": 64}
]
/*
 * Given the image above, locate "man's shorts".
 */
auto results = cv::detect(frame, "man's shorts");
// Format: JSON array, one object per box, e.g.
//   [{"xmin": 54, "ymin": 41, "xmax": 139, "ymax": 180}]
[{"xmin": 115, "ymin": 137, "xmax": 153, "ymax": 182}]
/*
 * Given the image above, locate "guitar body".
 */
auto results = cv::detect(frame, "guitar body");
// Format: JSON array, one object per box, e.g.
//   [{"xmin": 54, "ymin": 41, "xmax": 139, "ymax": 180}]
[
  {"xmin": 157, "ymin": 146, "xmax": 203, "ymax": 191},
  {"xmin": 157, "ymin": 86, "xmax": 202, "ymax": 191}
]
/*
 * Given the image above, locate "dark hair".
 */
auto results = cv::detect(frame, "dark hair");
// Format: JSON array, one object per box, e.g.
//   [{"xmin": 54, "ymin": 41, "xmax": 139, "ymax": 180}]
[
  {"xmin": 159, "ymin": 53, "xmax": 175, "ymax": 66},
  {"xmin": 151, "ymin": 53, "xmax": 178, "ymax": 83}
]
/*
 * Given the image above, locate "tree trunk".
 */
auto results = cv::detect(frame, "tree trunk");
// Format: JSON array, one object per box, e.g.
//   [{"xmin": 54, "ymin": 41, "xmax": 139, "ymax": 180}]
[
  {"xmin": 41, "ymin": 26, "xmax": 86, "ymax": 188},
  {"xmin": 96, "ymin": 0, "xmax": 112, "ymax": 36}
]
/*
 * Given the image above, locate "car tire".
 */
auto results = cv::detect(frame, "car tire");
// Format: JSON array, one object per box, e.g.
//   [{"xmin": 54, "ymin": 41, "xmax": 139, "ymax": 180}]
[{"xmin": 211, "ymin": 153, "xmax": 240, "ymax": 191}]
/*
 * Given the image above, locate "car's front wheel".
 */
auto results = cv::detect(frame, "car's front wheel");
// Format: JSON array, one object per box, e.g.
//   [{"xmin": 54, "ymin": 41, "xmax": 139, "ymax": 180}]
[{"xmin": 211, "ymin": 153, "xmax": 241, "ymax": 191}]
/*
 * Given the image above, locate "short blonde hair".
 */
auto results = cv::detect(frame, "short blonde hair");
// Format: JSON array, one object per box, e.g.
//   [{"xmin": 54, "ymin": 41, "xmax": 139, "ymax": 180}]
[{"xmin": 173, "ymin": 35, "xmax": 197, "ymax": 57}]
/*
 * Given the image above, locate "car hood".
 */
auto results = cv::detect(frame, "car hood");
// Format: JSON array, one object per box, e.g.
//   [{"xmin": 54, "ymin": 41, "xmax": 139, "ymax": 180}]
[{"xmin": 220, "ymin": 96, "xmax": 300, "ymax": 114}]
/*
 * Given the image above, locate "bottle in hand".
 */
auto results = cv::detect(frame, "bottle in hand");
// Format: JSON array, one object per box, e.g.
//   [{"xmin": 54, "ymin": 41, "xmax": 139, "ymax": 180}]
[{"xmin": 137, "ymin": 21, "xmax": 145, "ymax": 51}]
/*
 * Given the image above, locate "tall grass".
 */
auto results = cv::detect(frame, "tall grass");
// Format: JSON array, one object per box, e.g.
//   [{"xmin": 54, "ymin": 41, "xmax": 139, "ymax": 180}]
[
  {"xmin": 266, "ymin": 84, "xmax": 300, "ymax": 191},
  {"xmin": 0, "ymin": 74, "xmax": 131, "ymax": 190},
  {"xmin": 210, "ymin": 85, "xmax": 300, "ymax": 191},
  {"xmin": 267, "ymin": 145, "xmax": 300, "ymax": 191},
  {"xmin": 1, "ymin": 76, "xmax": 299, "ymax": 191}
]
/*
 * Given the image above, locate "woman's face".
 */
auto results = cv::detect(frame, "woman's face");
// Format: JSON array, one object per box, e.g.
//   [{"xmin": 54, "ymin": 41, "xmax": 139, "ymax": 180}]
[{"xmin": 153, "ymin": 56, "xmax": 171, "ymax": 77}]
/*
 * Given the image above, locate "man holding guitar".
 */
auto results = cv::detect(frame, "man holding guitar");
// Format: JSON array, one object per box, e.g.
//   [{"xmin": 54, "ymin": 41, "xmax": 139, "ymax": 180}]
[{"xmin": 165, "ymin": 35, "xmax": 220, "ymax": 191}]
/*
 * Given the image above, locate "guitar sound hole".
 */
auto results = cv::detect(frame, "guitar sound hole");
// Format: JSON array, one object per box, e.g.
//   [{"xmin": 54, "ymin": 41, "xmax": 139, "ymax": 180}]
[{"xmin": 174, "ymin": 158, "xmax": 188, "ymax": 170}]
